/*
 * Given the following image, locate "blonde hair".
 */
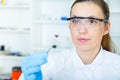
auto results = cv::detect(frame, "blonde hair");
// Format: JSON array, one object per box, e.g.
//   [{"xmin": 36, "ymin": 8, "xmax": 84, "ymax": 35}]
[{"xmin": 70, "ymin": 0, "xmax": 116, "ymax": 53}]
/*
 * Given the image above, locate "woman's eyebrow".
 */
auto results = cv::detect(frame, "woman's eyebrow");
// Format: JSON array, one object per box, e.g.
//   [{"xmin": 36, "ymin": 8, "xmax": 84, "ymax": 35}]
[{"xmin": 71, "ymin": 15, "xmax": 97, "ymax": 18}]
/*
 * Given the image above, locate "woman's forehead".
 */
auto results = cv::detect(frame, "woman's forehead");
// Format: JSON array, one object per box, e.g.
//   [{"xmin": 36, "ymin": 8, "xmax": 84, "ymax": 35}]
[{"xmin": 71, "ymin": 2, "xmax": 104, "ymax": 18}]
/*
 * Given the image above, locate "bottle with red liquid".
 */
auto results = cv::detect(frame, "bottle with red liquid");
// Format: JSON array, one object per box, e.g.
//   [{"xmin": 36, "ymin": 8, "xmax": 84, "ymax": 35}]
[{"xmin": 11, "ymin": 66, "xmax": 22, "ymax": 80}]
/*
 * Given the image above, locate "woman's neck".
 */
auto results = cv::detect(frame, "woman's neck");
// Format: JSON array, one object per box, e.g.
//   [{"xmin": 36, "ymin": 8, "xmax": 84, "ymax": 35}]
[{"xmin": 76, "ymin": 47, "xmax": 101, "ymax": 65}]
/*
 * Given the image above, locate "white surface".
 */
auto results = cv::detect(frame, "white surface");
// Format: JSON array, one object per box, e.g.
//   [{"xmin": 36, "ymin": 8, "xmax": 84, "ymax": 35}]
[{"xmin": 0, "ymin": 55, "xmax": 23, "ymax": 74}]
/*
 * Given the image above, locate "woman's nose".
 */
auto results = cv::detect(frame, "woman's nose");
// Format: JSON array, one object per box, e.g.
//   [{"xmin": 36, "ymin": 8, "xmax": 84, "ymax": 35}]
[{"xmin": 78, "ymin": 23, "xmax": 87, "ymax": 34}]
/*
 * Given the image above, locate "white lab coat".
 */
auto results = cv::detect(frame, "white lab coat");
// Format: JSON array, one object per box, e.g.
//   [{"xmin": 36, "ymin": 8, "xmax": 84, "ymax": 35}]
[{"xmin": 19, "ymin": 48, "xmax": 120, "ymax": 80}]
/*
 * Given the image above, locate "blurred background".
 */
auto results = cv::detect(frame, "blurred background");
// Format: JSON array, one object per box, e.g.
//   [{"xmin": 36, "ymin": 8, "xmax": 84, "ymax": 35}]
[{"xmin": 0, "ymin": 0, "xmax": 120, "ymax": 79}]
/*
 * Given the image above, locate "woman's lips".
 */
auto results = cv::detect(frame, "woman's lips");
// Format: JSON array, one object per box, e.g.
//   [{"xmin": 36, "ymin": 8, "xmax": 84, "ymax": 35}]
[{"xmin": 78, "ymin": 38, "xmax": 90, "ymax": 43}]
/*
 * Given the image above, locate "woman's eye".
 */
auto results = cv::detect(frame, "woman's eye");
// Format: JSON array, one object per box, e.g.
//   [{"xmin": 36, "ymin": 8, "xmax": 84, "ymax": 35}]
[
  {"xmin": 71, "ymin": 19, "xmax": 79, "ymax": 24},
  {"xmin": 89, "ymin": 19, "xmax": 98, "ymax": 24}
]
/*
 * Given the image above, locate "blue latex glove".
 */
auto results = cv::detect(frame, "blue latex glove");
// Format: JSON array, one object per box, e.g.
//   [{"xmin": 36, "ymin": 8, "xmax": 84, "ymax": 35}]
[{"xmin": 21, "ymin": 51, "xmax": 48, "ymax": 80}]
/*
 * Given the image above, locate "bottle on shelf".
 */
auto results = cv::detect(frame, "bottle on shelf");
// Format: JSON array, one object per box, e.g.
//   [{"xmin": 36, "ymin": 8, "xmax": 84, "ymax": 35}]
[{"xmin": 1, "ymin": 0, "xmax": 4, "ymax": 5}]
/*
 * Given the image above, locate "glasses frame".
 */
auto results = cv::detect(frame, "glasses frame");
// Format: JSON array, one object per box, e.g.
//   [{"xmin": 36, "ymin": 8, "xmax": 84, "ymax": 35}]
[{"xmin": 67, "ymin": 16, "xmax": 108, "ymax": 23}]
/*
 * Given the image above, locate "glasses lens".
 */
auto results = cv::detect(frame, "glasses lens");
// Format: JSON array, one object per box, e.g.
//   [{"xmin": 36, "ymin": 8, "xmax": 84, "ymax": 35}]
[{"xmin": 70, "ymin": 18, "xmax": 102, "ymax": 30}]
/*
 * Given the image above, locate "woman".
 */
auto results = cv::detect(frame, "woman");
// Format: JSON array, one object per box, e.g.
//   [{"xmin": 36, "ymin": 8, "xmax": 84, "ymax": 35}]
[{"xmin": 19, "ymin": 0, "xmax": 120, "ymax": 80}]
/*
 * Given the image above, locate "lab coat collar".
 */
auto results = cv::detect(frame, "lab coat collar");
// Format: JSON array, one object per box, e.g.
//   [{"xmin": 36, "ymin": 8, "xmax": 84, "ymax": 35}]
[{"xmin": 71, "ymin": 47, "xmax": 104, "ymax": 68}]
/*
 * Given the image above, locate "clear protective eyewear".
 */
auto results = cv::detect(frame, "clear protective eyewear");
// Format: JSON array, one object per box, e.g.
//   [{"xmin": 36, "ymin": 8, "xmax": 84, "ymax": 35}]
[{"xmin": 67, "ymin": 16, "xmax": 108, "ymax": 31}]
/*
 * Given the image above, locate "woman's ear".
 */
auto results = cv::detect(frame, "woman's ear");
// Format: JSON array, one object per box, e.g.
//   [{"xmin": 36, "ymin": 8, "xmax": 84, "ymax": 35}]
[{"xmin": 104, "ymin": 22, "xmax": 110, "ymax": 35}]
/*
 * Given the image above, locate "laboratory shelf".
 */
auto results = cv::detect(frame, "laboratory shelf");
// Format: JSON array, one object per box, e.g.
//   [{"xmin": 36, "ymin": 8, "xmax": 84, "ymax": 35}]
[
  {"xmin": 33, "ymin": 20, "xmax": 68, "ymax": 24},
  {"xmin": 0, "ymin": 5, "xmax": 31, "ymax": 9},
  {"xmin": 0, "ymin": 55, "xmax": 24, "ymax": 60},
  {"xmin": 0, "ymin": 55, "xmax": 24, "ymax": 74},
  {"xmin": 0, "ymin": 27, "xmax": 31, "ymax": 33},
  {"xmin": 32, "ymin": 47, "xmax": 67, "ymax": 53}
]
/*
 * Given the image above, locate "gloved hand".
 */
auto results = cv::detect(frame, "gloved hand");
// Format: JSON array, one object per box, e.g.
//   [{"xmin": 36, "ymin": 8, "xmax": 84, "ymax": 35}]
[{"xmin": 21, "ymin": 51, "xmax": 48, "ymax": 80}]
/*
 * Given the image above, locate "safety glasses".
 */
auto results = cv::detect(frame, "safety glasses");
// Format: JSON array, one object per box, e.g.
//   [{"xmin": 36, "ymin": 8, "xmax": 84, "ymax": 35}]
[{"xmin": 67, "ymin": 16, "xmax": 108, "ymax": 31}]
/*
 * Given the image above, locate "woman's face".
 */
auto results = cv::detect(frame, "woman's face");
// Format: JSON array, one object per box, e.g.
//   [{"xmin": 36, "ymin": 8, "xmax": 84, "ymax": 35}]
[{"xmin": 70, "ymin": 2, "xmax": 110, "ymax": 52}]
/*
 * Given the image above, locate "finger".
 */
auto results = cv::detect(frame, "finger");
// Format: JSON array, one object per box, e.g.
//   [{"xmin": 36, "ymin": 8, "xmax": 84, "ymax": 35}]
[
  {"xmin": 27, "ymin": 66, "xmax": 41, "ymax": 74},
  {"xmin": 22, "ymin": 51, "xmax": 48, "ymax": 65},
  {"xmin": 22, "ymin": 66, "xmax": 40, "ymax": 78},
  {"xmin": 22, "ymin": 57, "xmax": 47, "ymax": 70},
  {"xmin": 26, "ymin": 75, "xmax": 36, "ymax": 80},
  {"xmin": 26, "ymin": 71, "xmax": 42, "ymax": 80}
]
